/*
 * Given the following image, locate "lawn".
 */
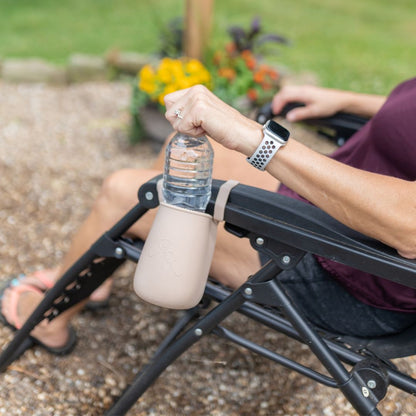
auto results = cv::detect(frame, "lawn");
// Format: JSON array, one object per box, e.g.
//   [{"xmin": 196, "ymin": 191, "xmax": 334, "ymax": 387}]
[{"xmin": 0, "ymin": 0, "xmax": 415, "ymax": 94}]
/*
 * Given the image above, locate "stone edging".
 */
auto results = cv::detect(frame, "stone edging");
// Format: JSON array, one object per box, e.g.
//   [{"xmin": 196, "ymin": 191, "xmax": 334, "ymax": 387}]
[{"xmin": 0, "ymin": 52, "xmax": 153, "ymax": 85}]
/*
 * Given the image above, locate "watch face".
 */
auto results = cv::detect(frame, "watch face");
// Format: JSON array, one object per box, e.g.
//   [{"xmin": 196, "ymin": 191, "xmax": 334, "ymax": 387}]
[{"xmin": 267, "ymin": 120, "xmax": 290, "ymax": 141}]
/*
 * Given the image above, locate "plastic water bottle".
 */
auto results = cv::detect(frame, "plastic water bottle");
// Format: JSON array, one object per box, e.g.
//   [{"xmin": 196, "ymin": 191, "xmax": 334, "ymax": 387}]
[{"xmin": 163, "ymin": 133, "xmax": 214, "ymax": 212}]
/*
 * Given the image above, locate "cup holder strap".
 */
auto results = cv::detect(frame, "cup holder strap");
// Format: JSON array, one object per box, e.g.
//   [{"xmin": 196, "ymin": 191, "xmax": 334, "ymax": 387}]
[
  {"xmin": 156, "ymin": 178, "xmax": 239, "ymax": 223},
  {"xmin": 213, "ymin": 180, "xmax": 239, "ymax": 223}
]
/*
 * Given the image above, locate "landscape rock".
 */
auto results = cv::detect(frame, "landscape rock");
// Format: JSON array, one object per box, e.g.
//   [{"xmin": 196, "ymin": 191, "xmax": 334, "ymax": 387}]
[
  {"xmin": 67, "ymin": 53, "xmax": 107, "ymax": 83},
  {"xmin": 108, "ymin": 51, "xmax": 150, "ymax": 76},
  {"xmin": 1, "ymin": 58, "xmax": 67, "ymax": 84}
]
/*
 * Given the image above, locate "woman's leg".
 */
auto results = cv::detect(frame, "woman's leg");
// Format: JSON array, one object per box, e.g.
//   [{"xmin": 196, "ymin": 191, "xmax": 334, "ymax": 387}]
[
  {"xmin": 275, "ymin": 253, "xmax": 416, "ymax": 337},
  {"xmin": 1, "ymin": 168, "xmax": 161, "ymax": 348},
  {"xmin": 1, "ymin": 137, "xmax": 279, "ymax": 347},
  {"xmin": 56, "ymin": 137, "xmax": 279, "ymax": 288}
]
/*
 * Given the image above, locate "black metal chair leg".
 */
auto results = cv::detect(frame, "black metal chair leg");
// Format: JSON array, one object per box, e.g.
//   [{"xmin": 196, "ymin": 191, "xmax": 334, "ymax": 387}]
[
  {"xmin": 0, "ymin": 249, "xmax": 100, "ymax": 371},
  {"xmin": 248, "ymin": 277, "xmax": 382, "ymax": 416},
  {"xmin": 0, "ymin": 250, "xmax": 125, "ymax": 371},
  {"xmin": 105, "ymin": 261, "xmax": 282, "ymax": 415},
  {"xmin": 0, "ymin": 202, "xmax": 149, "ymax": 371},
  {"xmin": 105, "ymin": 320, "xmax": 206, "ymax": 416},
  {"xmin": 152, "ymin": 305, "xmax": 201, "ymax": 357}
]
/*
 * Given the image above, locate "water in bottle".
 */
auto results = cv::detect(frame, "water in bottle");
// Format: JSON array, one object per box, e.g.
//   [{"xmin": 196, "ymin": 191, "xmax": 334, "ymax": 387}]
[{"xmin": 163, "ymin": 133, "xmax": 214, "ymax": 211}]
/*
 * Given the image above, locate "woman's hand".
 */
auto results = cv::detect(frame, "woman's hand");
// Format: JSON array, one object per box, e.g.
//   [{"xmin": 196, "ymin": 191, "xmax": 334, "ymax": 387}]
[
  {"xmin": 164, "ymin": 85, "xmax": 263, "ymax": 156},
  {"xmin": 271, "ymin": 85, "xmax": 350, "ymax": 122},
  {"xmin": 272, "ymin": 85, "xmax": 386, "ymax": 120}
]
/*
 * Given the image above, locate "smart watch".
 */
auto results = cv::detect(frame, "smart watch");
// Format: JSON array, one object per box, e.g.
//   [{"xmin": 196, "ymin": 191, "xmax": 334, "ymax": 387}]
[{"xmin": 246, "ymin": 120, "xmax": 290, "ymax": 171}]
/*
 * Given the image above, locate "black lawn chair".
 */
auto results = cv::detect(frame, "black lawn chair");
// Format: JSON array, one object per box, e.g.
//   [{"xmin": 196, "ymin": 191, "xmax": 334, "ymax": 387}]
[{"xmin": 1, "ymin": 106, "xmax": 415, "ymax": 416}]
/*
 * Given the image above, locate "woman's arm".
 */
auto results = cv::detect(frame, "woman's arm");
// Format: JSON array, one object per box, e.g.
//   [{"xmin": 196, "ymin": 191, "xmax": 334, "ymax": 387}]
[
  {"xmin": 267, "ymin": 139, "xmax": 416, "ymax": 259},
  {"xmin": 164, "ymin": 85, "xmax": 416, "ymax": 258},
  {"xmin": 272, "ymin": 85, "xmax": 386, "ymax": 121}
]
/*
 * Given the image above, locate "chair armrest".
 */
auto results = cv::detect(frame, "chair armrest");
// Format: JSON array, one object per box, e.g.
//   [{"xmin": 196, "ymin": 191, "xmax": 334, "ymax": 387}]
[
  {"xmin": 138, "ymin": 176, "xmax": 416, "ymax": 289},
  {"xmin": 256, "ymin": 102, "xmax": 369, "ymax": 146},
  {"xmin": 207, "ymin": 180, "xmax": 416, "ymax": 289}
]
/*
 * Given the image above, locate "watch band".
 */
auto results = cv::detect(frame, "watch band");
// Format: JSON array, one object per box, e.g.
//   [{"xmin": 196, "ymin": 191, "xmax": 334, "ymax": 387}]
[{"xmin": 246, "ymin": 120, "xmax": 289, "ymax": 171}]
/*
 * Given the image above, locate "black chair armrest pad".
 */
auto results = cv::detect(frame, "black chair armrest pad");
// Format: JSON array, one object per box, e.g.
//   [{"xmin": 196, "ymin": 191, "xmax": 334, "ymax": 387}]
[
  {"xmin": 256, "ymin": 102, "xmax": 369, "ymax": 145},
  {"xmin": 207, "ymin": 180, "xmax": 416, "ymax": 289}
]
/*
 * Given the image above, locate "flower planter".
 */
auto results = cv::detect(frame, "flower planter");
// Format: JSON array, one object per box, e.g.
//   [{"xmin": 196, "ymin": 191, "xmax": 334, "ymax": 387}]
[
  {"xmin": 140, "ymin": 105, "xmax": 173, "ymax": 151},
  {"xmin": 130, "ymin": 104, "xmax": 173, "ymax": 152}
]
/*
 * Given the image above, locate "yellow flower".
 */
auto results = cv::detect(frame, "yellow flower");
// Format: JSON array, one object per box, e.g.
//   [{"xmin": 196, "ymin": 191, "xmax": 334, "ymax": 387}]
[
  {"xmin": 159, "ymin": 84, "xmax": 178, "ymax": 105},
  {"xmin": 170, "ymin": 60, "xmax": 184, "ymax": 77},
  {"xmin": 139, "ymin": 80, "xmax": 157, "ymax": 95},
  {"xmin": 158, "ymin": 94, "xmax": 165, "ymax": 106},
  {"xmin": 185, "ymin": 59, "xmax": 205, "ymax": 74},
  {"xmin": 157, "ymin": 66, "xmax": 173, "ymax": 84},
  {"xmin": 177, "ymin": 78, "xmax": 194, "ymax": 90},
  {"xmin": 138, "ymin": 58, "xmax": 211, "ymax": 106},
  {"xmin": 139, "ymin": 65, "xmax": 155, "ymax": 82},
  {"xmin": 199, "ymin": 69, "xmax": 211, "ymax": 84}
]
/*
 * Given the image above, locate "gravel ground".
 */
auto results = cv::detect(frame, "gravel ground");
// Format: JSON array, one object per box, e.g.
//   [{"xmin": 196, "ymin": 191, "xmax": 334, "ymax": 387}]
[{"xmin": 0, "ymin": 81, "xmax": 415, "ymax": 415}]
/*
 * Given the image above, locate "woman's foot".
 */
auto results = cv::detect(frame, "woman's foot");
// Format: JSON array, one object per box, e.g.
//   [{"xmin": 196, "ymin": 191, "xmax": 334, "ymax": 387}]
[
  {"xmin": 0, "ymin": 277, "xmax": 72, "ymax": 349},
  {"xmin": 9, "ymin": 268, "xmax": 113, "ymax": 308},
  {"xmin": 87, "ymin": 278, "xmax": 113, "ymax": 309}
]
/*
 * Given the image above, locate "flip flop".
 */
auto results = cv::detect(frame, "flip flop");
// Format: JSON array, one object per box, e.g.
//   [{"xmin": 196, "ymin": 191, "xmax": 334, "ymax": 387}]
[
  {"xmin": 85, "ymin": 297, "xmax": 110, "ymax": 311},
  {"xmin": 3, "ymin": 270, "xmax": 110, "ymax": 311},
  {"xmin": 0, "ymin": 276, "xmax": 77, "ymax": 363}
]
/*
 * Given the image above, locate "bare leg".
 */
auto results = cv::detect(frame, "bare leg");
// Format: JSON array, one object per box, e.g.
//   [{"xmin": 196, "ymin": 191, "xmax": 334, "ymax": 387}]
[
  {"xmin": 57, "ymin": 137, "xmax": 278, "ymax": 287},
  {"xmin": 59, "ymin": 138, "xmax": 278, "ymax": 286},
  {"xmin": 1, "ymin": 137, "xmax": 279, "ymax": 347}
]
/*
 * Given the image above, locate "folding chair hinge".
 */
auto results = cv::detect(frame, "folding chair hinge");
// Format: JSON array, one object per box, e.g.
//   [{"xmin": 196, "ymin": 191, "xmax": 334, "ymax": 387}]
[
  {"xmin": 350, "ymin": 358, "xmax": 389, "ymax": 403},
  {"xmin": 250, "ymin": 235, "xmax": 306, "ymax": 270},
  {"xmin": 242, "ymin": 280, "xmax": 285, "ymax": 308},
  {"xmin": 90, "ymin": 233, "xmax": 143, "ymax": 262},
  {"xmin": 137, "ymin": 179, "xmax": 161, "ymax": 209},
  {"xmin": 90, "ymin": 233, "xmax": 126, "ymax": 258}
]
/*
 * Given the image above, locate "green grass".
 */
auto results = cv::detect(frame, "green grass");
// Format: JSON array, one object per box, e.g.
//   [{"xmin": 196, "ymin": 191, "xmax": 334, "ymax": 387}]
[{"xmin": 0, "ymin": 0, "xmax": 415, "ymax": 94}]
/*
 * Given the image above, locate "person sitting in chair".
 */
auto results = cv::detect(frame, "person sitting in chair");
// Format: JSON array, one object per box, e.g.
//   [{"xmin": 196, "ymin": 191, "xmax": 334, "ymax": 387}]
[{"xmin": 1, "ymin": 78, "xmax": 416, "ymax": 356}]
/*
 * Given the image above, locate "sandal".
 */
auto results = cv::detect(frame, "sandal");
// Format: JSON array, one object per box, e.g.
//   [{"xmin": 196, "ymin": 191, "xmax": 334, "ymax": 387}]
[
  {"xmin": 85, "ymin": 278, "xmax": 112, "ymax": 311},
  {"xmin": 0, "ymin": 276, "xmax": 77, "ymax": 362},
  {"xmin": 3, "ymin": 270, "xmax": 111, "ymax": 311}
]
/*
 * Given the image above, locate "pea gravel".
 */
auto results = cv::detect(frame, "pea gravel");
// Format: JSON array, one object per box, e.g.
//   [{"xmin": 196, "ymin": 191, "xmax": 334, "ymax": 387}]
[{"xmin": 0, "ymin": 81, "xmax": 415, "ymax": 415}]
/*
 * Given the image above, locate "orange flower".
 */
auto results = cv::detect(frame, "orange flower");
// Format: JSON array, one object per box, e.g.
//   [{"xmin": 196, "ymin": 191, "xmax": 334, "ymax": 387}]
[
  {"xmin": 240, "ymin": 50, "xmax": 253, "ymax": 60},
  {"xmin": 213, "ymin": 51, "xmax": 223, "ymax": 66},
  {"xmin": 241, "ymin": 50, "xmax": 256, "ymax": 70},
  {"xmin": 218, "ymin": 67, "xmax": 237, "ymax": 81},
  {"xmin": 258, "ymin": 64, "xmax": 270, "ymax": 72},
  {"xmin": 245, "ymin": 57, "xmax": 256, "ymax": 70},
  {"xmin": 268, "ymin": 68, "xmax": 279, "ymax": 80},
  {"xmin": 225, "ymin": 41, "xmax": 236, "ymax": 54},
  {"xmin": 247, "ymin": 88, "xmax": 258, "ymax": 101},
  {"xmin": 253, "ymin": 70, "xmax": 265, "ymax": 84}
]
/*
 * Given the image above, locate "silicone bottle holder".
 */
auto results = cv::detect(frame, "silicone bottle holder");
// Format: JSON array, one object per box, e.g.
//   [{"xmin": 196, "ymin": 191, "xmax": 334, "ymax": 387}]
[{"xmin": 134, "ymin": 180, "xmax": 239, "ymax": 309}]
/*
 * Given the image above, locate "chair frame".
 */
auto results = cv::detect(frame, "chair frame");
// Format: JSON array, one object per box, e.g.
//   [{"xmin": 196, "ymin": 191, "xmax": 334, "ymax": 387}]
[{"xmin": 1, "ymin": 174, "xmax": 416, "ymax": 416}]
